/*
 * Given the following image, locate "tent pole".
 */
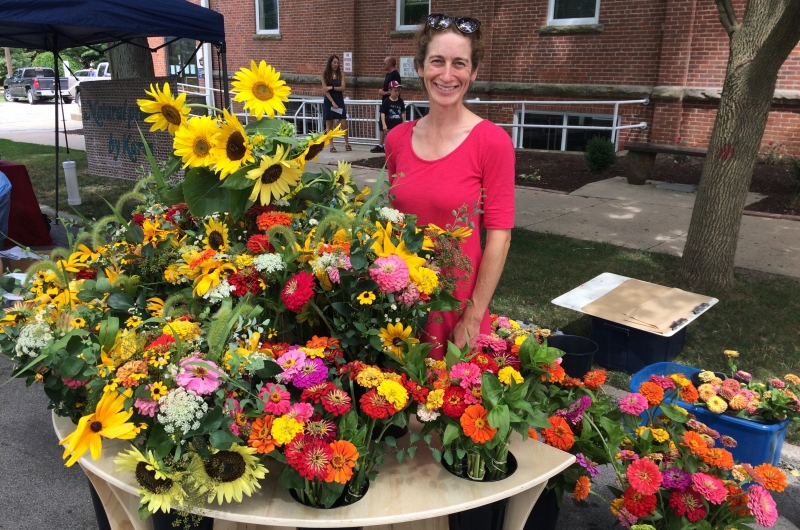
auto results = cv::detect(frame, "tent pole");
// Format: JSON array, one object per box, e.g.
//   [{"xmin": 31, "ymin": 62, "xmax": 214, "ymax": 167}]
[
  {"xmin": 220, "ymin": 41, "xmax": 230, "ymax": 112},
  {"xmin": 53, "ymin": 33, "xmax": 60, "ymax": 225}
]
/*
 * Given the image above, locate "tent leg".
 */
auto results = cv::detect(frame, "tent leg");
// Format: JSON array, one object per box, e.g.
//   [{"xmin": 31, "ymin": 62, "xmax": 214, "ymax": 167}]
[
  {"xmin": 220, "ymin": 42, "xmax": 230, "ymax": 112},
  {"xmin": 53, "ymin": 35, "xmax": 60, "ymax": 225}
]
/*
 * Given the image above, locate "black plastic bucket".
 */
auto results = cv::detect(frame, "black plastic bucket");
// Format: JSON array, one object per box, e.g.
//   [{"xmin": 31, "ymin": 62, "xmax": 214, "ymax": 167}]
[
  {"xmin": 448, "ymin": 497, "xmax": 510, "ymax": 530},
  {"xmin": 524, "ymin": 485, "xmax": 561, "ymax": 530},
  {"xmin": 151, "ymin": 511, "xmax": 214, "ymax": 530},
  {"xmin": 548, "ymin": 335, "xmax": 598, "ymax": 379}
]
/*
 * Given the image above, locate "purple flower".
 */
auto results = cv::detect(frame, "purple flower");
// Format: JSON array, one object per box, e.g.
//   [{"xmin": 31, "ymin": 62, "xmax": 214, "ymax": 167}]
[
  {"xmin": 557, "ymin": 395, "xmax": 593, "ymax": 425},
  {"xmin": 292, "ymin": 357, "xmax": 328, "ymax": 389},
  {"xmin": 175, "ymin": 354, "xmax": 222, "ymax": 395},
  {"xmin": 619, "ymin": 393, "xmax": 649, "ymax": 415},
  {"xmin": 276, "ymin": 348, "xmax": 307, "ymax": 383},
  {"xmin": 575, "ymin": 453, "xmax": 601, "ymax": 478},
  {"xmin": 662, "ymin": 466, "xmax": 691, "ymax": 491}
]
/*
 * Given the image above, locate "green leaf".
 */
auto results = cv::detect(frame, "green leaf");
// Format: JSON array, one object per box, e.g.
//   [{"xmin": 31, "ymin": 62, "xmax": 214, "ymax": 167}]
[
  {"xmin": 60, "ymin": 356, "xmax": 86, "ymax": 379},
  {"xmin": 660, "ymin": 403, "xmax": 689, "ymax": 423},
  {"xmin": 244, "ymin": 118, "xmax": 284, "ymax": 136},
  {"xmin": 201, "ymin": 406, "xmax": 224, "ymax": 432},
  {"xmin": 443, "ymin": 423, "xmax": 461, "ymax": 446},
  {"xmin": 320, "ymin": 481, "xmax": 345, "ymax": 508},
  {"xmin": 183, "ymin": 167, "xmax": 230, "ymax": 218},
  {"xmin": 228, "ymin": 187, "xmax": 252, "ymax": 221},
  {"xmin": 349, "ymin": 253, "xmax": 368, "ymax": 270},
  {"xmin": 431, "ymin": 448, "xmax": 442, "ymax": 462},
  {"xmin": 107, "ymin": 292, "xmax": 135, "ymax": 311},
  {"xmin": 209, "ymin": 430, "xmax": 239, "ymax": 450},
  {"xmin": 384, "ymin": 436, "xmax": 397, "ymax": 447},
  {"xmin": 278, "ymin": 466, "xmax": 305, "ymax": 490},
  {"xmin": 162, "ymin": 181, "xmax": 185, "ymax": 206},
  {"xmin": 407, "ymin": 446, "xmax": 417, "ymax": 459},
  {"xmin": 331, "ymin": 302, "xmax": 353, "ymax": 317},
  {"xmin": 488, "ymin": 404, "xmax": 511, "ymax": 441},
  {"xmin": 220, "ymin": 165, "xmax": 257, "ymax": 190},
  {"xmin": 482, "ymin": 372, "xmax": 503, "ymax": 408},
  {"xmin": 255, "ymin": 361, "xmax": 282, "ymax": 380},
  {"xmin": 296, "ymin": 186, "xmax": 323, "ymax": 202},
  {"xmin": 396, "ymin": 448, "xmax": 406, "ymax": 463}
]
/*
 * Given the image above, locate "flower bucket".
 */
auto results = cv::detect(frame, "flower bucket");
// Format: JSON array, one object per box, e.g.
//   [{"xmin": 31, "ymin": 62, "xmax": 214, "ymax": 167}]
[
  {"xmin": 523, "ymin": 485, "xmax": 562, "ymax": 530},
  {"xmin": 151, "ymin": 511, "xmax": 214, "ymax": 530},
  {"xmin": 547, "ymin": 335, "xmax": 598, "ymax": 379},
  {"xmin": 630, "ymin": 362, "xmax": 791, "ymax": 466},
  {"xmin": 289, "ymin": 479, "xmax": 369, "ymax": 511},
  {"xmin": 444, "ymin": 451, "xmax": 518, "ymax": 483},
  {"xmin": 448, "ymin": 498, "xmax": 510, "ymax": 530},
  {"xmin": 86, "ymin": 480, "xmax": 112, "ymax": 530}
]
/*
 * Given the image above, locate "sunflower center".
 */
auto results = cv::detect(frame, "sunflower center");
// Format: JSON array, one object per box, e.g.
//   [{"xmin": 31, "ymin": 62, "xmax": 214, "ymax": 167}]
[
  {"xmin": 253, "ymin": 81, "xmax": 274, "ymax": 101},
  {"xmin": 474, "ymin": 417, "xmax": 485, "ymax": 429},
  {"xmin": 261, "ymin": 165, "xmax": 283, "ymax": 184},
  {"xmin": 226, "ymin": 131, "xmax": 247, "ymax": 161},
  {"xmin": 205, "ymin": 451, "xmax": 247, "ymax": 483},
  {"xmin": 161, "ymin": 104, "xmax": 182, "ymax": 126},
  {"xmin": 208, "ymin": 231, "xmax": 224, "ymax": 251},
  {"xmin": 193, "ymin": 138, "xmax": 210, "ymax": 157},
  {"xmin": 135, "ymin": 462, "xmax": 174, "ymax": 493},
  {"xmin": 393, "ymin": 338, "xmax": 404, "ymax": 346},
  {"xmin": 90, "ymin": 421, "xmax": 103, "ymax": 432},
  {"xmin": 306, "ymin": 143, "xmax": 324, "ymax": 160}
]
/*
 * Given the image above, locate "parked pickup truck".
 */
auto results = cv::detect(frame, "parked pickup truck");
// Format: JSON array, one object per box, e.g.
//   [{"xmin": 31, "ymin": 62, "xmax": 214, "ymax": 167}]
[
  {"xmin": 3, "ymin": 67, "xmax": 70, "ymax": 104},
  {"xmin": 68, "ymin": 62, "xmax": 111, "ymax": 107}
]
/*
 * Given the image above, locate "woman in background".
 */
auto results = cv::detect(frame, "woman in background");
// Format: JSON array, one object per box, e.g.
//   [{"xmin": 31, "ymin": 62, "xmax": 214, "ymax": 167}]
[{"xmin": 322, "ymin": 55, "xmax": 352, "ymax": 152}]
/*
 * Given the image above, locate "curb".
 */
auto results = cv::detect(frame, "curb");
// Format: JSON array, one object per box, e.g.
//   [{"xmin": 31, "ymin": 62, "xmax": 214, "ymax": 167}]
[{"xmin": 743, "ymin": 210, "xmax": 800, "ymax": 222}]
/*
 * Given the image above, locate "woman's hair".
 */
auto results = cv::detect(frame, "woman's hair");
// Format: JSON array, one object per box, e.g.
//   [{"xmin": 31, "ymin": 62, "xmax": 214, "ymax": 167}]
[
  {"xmin": 323, "ymin": 54, "xmax": 341, "ymax": 85},
  {"xmin": 413, "ymin": 16, "xmax": 484, "ymax": 73}
]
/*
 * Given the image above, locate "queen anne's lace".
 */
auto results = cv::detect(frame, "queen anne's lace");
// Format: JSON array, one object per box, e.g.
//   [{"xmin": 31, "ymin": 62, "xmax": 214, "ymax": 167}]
[
  {"xmin": 157, "ymin": 387, "xmax": 208, "ymax": 434},
  {"xmin": 15, "ymin": 321, "xmax": 53, "ymax": 357},
  {"xmin": 253, "ymin": 253, "xmax": 285, "ymax": 273}
]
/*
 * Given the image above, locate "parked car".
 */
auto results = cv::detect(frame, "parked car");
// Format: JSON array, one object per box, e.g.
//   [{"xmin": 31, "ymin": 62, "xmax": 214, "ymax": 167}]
[
  {"xmin": 69, "ymin": 62, "xmax": 111, "ymax": 107},
  {"xmin": 3, "ymin": 67, "xmax": 70, "ymax": 104}
]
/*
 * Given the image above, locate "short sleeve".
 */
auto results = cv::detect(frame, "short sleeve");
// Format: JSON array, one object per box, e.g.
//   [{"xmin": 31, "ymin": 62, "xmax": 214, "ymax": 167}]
[{"xmin": 480, "ymin": 126, "xmax": 516, "ymax": 230}]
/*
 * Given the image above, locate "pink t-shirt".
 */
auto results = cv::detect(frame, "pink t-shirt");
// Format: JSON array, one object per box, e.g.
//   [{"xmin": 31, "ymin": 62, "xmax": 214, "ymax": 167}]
[{"xmin": 385, "ymin": 119, "xmax": 515, "ymax": 358}]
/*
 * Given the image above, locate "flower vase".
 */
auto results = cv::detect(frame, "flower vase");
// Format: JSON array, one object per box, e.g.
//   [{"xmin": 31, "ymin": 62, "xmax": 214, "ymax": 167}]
[
  {"xmin": 523, "ymin": 483, "xmax": 562, "ymax": 530},
  {"xmin": 444, "ymin": 452, "xmax": 518, "ymax": 530},
  {"xmin": 151, "ymin": 510, "xmax": 214, "ymax": 530}
]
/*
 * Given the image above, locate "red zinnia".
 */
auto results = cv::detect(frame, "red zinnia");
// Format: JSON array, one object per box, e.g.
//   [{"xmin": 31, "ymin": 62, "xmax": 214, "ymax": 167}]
[
  {"xmin": 359, "ymin": 389, "xmax": 395, "ymax": 419},
  {"xmin": 441, "ymin": 386, "xmax": 468, "ymax": 418},
  {"xmin": 76, "ymin": 268, "xmax": 98, "ymax": 280},
  {"xmin": 626, "ymin": 457, "xmax": 662, "ymax": 495},
  {"xmin": 301, "ymin": 382, "xmax": 335, "ymax": 404},
  {"xmin": 296, "ymin": 439, "xmax": 333, "ymax": 480},
  {"xmin": 246, "ymin": 234, "xmax": 273, "ymax": 253},
  {"xmin": 281, "ymin": 271, "xmax": 315, "ymax": 312},
  {"xmin": 322, "ymin": 388, "xmax": 352, "ymax": 416},
  {"xmin": 228, "ymin": 270, "xmax": 264, "ymax": 297},
  {"xmin": 404, "ymin": 379, "xmax": 429, "ymax": 404},
  {"xmin": 132, "ymin": 213, "xmax": 145, "ymax": 227},
  {"xmin": 669, "ymin": 487, "xmax": 707, "ymax": 522},
  {"xmin": 470, "ymin": 353, "xmax": 498, "ymax": 374},
  {"xmin": 622, "ymin": 486, "xmax": 657, "ymax": 517},
  {"xmin": 285, "ymin": 435, "xmax": 308, "ymax": 468}
]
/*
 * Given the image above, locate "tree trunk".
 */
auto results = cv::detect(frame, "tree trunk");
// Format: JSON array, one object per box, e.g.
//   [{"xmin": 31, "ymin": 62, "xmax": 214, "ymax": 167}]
[
  {"xmin": 680, "ymin": 0, "xmax": 800, "ymax": 288},
  {"xmin": 108, "ymin": 38, "xmax": 155, "ymax": 79},
  {"xmin": 4, "ymin": 47, "xmax": 11, "ymax": 76}
]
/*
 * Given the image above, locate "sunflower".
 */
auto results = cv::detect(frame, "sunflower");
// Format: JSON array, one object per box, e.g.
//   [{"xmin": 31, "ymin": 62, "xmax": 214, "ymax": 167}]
[
  {"xmin": 231, "ymin": 60, "xmax": 291, "ymax": 119},
  {"xmin": 203, "ymin": 218, "xmax": 230, "ymax": 252},
  {"xmin": 378, "ymin": 322, "xmax": 419, "ymax": 358},
  {"xmin": 59, "ymin": 390, "xmax": 138, "ymax": 467},
  {"xmin": 212, "ymin": 110, "xmax": 255, "ymax": 179},
  {"xmin": 137, "ymin": 83, "xmax": 191, "ymax": 136},
  {"xmin": 173, "ymin": 115, "xmax": 219, "ymax": 169},
  {"xmin": 245, "ymin": 144, "xmax": 303, "ymax": 206},
  {"xmin": 203, "ymin": 444, "xmax": 268, "ymax": 504},
  {"xmin": 115, "ymin": 447, "xmax": 186, "ymax": 514},
  {"xmin": 301, "ymin": 125, "xmax": 346, "ymax": 162},
  {"xmin": 147, "ymin": 297, "xmax": 165, "ymax": 318},
  {"xmin": 332, "ymin": 160, "xmax": 355, "ymax": 201}
]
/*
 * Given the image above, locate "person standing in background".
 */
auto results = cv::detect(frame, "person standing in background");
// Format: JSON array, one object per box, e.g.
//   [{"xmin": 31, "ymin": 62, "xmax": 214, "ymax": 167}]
[
  {"xmin": 322, "ymin": 55, "xmax": 352, "ymax": 152},
  {"xmin": 381, "ymin": 80, "xmax": 406, "ymax": 137},
  {"xmin": 371, "ymin": 57, "xmax": 401, "ymax": 153},
  {"xmin": 0, "ymin": 170, "xmax": 12, "ymax": 251}
]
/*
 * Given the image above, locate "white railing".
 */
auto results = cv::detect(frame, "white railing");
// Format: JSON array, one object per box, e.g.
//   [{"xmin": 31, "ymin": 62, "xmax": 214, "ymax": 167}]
[{"xmin": 177, "ymin": 83, "xmax": 648, "ymax": 150}]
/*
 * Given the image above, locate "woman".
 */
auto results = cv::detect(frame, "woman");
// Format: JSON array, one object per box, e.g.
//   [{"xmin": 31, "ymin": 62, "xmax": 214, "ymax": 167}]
[
  {"xmin": 385, "ymin": 14, "xmax": 515, "ymax": 358},
  {"xmin": 322, "ymin": 54, "xmax": 351, "ymax": 152}
]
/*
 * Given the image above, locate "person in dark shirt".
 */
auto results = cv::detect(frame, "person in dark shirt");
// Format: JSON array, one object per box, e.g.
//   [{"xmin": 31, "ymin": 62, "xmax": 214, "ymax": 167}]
[
  {"xmin": 381, "ymin": 81, "xmax": 406, "ymax": 136},
  {"xmin": 371, "ymin": 57, "xmax": 401, "ymax": 153}
]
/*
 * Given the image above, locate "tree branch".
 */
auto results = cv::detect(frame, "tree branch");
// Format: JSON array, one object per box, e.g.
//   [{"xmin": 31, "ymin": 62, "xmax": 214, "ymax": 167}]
[{"xmin": 715, "ymin": 0, "xmax": 740, "ymax": 37}]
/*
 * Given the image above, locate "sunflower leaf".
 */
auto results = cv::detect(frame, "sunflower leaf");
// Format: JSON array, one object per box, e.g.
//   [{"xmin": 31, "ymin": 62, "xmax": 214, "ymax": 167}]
[
  {"xmin": 183, "ymin": 167, "xmax": 230, "ymax": 218},
  {"xmin": 220, "ymin": 165, "xmax": 255, "ymax": 190},
  {"xmin": 228, "ymin": 187, "xmax": 252, "ymax": 221},
  {"xmin": 209, "ymin": 429, "xmax": 239, "ymax": 450}
]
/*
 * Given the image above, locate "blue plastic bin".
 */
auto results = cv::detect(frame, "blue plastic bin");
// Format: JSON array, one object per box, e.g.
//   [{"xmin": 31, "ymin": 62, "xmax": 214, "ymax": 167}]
[
  {"xmin": 629, "ymin": 362, "xmax": 791, "ymax": 466},
  {"xmin": 592, "ymin": 317, "xmax": 686, "ymax": 374}
]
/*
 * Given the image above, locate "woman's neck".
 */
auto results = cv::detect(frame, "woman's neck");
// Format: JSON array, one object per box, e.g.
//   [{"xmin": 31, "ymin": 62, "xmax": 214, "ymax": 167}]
[{"xmin": 423, "ymin": 103, "xmax": 470, "ymax": 131}]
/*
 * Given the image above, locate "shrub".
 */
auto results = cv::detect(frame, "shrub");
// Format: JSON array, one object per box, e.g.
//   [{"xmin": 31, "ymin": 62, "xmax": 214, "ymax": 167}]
[{"xmin": 584, "ymin": 136, "xmax": 617, "ymax": 172}]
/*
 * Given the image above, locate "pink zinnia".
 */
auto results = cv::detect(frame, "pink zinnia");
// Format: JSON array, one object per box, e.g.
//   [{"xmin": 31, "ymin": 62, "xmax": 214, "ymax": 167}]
[
  {"xmin": 648, "ymin": 375, "xmax": 676, "ymax": 390},
  {"xmin": 474, "ymin": 333, "xmax": 507, "ymax": 353},
  {"xmin": 134, "ymin": 398, "xmax": 158, "ymax": 417},
  {"xmin": 464, "ymin": 384, "xmax": 482, "ymax": 405},
  {"xmin": 276, "ymin": 348, "xmax": 307, "ymax": 383},
  {"xmin": 691, "ymin": 472, "xmax": 727, "ymax": 505},
  {"xmin": 396, "ymin": 284, "xmax": 420, "ymax": 305},
  {"xmin": 261, "ymin": 383, "xmax": 291, "ymax": 415},
  {"xmin": 619, "ymin": 393, "xmax": 649, "ymax": 415},
  {"xmin": 287, "ymin": 402, "xmax": 314, "ymax": 422},
  {"xmin": 175, "ymin": 354, "xmax": 222, "ymax": 395},
  {"xmin": 747, "ymin": 485, "xmax": 778, "ymax": 527},
  {"xmin": 62, "ymin": 377, "xmax": 87, "ymax": 389},
  {"xmin": 450, "ymin": 362, "xmax": 482, "ymax": 388},
  {"xmin": 369, "ymin": 255, "xmax": 409, "ymax": 293},
  {"xmin": 627, "ymin": 457, "xmax": 662, "ymax": 495}
]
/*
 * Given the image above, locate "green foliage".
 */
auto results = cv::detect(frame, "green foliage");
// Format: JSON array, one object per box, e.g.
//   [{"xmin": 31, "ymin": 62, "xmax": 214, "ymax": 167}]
[
  {"xmin": 584, "ymin": 135, "xmax": 617, "ymax": 172},
  {"xmin": 0, "ymin": 48, "xmax": 34, "ymax": 76}
]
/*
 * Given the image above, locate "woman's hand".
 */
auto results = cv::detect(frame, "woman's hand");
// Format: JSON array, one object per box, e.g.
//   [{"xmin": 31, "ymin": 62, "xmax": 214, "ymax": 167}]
[
  {"xmin": 451, "ymin": 308, "xmax": 482, "ymax": 350},
  {"xmin": 332, "ymin": 103, "xmax": 339, "ymax": 109}
]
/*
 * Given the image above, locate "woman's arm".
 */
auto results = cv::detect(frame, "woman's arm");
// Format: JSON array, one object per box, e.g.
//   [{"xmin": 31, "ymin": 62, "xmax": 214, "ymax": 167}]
[
  {"xmin": 451, "ymin": 228, "xmax": 512, "ymax": 349},
  {"xmin": 322, "ymin": 76, "xmax": 337, "ymax": 105},
  {"xmin": 336, "ymin": 75, "xmax": 346, "ymax": 91}
]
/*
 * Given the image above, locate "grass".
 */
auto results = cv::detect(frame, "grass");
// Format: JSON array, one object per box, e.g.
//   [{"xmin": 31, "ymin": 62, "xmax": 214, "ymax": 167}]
[
  {"xmin": 492, "ymin": 229, "xmax": 800, "ymax": 442},
  {"xmin": 0, "ymin": 139, "xmax": 137, "ymax": 221}
]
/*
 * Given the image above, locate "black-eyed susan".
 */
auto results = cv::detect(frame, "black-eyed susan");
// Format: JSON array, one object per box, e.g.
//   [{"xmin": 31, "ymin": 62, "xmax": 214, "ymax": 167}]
[
  {"xmin": 231, "ymin": 60, "xmax": 291, "ymax": 119},
  {"xmin": 59, "ymin": 390, "xmax": 138, "ymax": 466},
  {"xmin": 245, "ymin": 144, "xmax": 303, "ymax": 206},
  {"xmin": 302, "ymin": 125, "xmax": 346, "ymax": 163},
  {"xmin": 137, "ymin": 83, "xmax": 191, "ymax": 136},
  {"xmin": 147, "ymin": 297, "xmax": 165, "ymax": 318},
  {"xmin": 150, "ymin": 381, "xmax": 168, "ymax": 401},
  {"xmin": 333, "ymin": 160, "xmax": 355, "ymax": 201},
  {"xmin": 115, "ymin": 447, "xmax": 186, "ymax": 514},
  {"xmin": 212, "ymin": 110, "xmax": 255, "ymax": 179},
  {"xmin": 371, "ymin": 222, "xmax": 427, "ymax": 272},
  {"xmin": 357, "ymin": 291, "xmax": 376, "ymax": 305},
  {"xmin": 200, "ymin": 444, "xmax": 268, "ymax": 504},
  {"xmin": 71, "ymin": 317, "xmax": 86, "ymax": 329},
  {"xmin": 378, "ymin": 322, "xmax": 419, "ymax": 357},
  {"xmin": 173, "ymin": 115, "xmax": 219, "ymax": 169},
  {"xmin": 203, "ymin": 218, "xmax": 230, "ymax": 252}
]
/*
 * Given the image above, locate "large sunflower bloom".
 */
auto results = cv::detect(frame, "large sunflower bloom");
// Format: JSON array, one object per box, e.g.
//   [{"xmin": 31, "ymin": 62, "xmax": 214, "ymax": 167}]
[
  {"xmin": 378, "ymin": 322, "xmax": 419, "ymax": 358},
  {"xmin": 204, "ymin": 444, "xmax": 268, "ymax": 504},
  {"xmin": 245, "ymin": 144, "xmax": 303, "ymax": 206},
  {"xmin": 59, "ymin": 390, "xmax": 138, "ymax": 467},
  {"xmin": 137, "ymin": 83, "xmax": 191, "ymax": 136},
  {"xmin": 212, "ymin": 110, "xmax": 255, "ymax": 179},
  {"xmin": 173, "ymin": 115, "xmax": 219, "ymax": 169},
  {"xmin": 301, "ymin": 125, "xmax": 346, "ymax": 162},
  {"xmin": 232, "ymin": 60, "xmax": 291, "ymax": 119},
  {"xmin": 115, "ymin": 447, "xmax": 186, "ymax": 514},
  {"xmin": 203, "ymin": 218, "xmax": 230, "ymax": 252}
]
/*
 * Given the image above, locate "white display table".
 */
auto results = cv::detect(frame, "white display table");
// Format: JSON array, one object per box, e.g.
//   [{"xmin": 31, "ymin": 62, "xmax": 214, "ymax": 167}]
[{"xmin": 54, "ymin": 413, "xmax": 574, "ymax": 530}]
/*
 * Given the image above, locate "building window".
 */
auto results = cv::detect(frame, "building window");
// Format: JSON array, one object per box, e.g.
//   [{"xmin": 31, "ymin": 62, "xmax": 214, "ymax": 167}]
[
  {"xmin": 514, "ymin": 111, "xmax": 616, "ymax": 151},
  {"xmin": 256, "ymin": 0, "xmax": 279, "ymax": 33},
  {"xmin": 397, "ymin": 0, "xmax": 429, "ymax": 31},
  {"xmin": 547, "ymin": 0, "xmax": 600, "ymax": 26}
]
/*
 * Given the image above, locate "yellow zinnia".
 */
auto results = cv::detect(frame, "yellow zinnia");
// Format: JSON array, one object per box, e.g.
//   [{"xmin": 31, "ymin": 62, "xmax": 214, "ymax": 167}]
[
  {"xmin": 245, "ymin": 144, "xmax": 303, "ymax": 206},
  {"xmin": 498, "ymin": 366, "xmax": 523, "ymax": 385},
  {"xmin": 211, "ymin": 109, "xmax": 255, "ymax": 179},
  {"xmin": 231, "ymin": 60, "xmax": 291, "ymax": 119},
  {"xmin": 59, "ymin": 390, "xmax": 138, "ymax": 467},
  {"xmin": 173, "ymin": 115, "xmax": 219, "ymax": 169},
  {"xmin": 378, "ymin": 322, "xmax": 419, "ymax": 358},
  {"xmin": 137, "ymin": 83, "xmax": 190, "ymax": 136},
  {"xmin": 426, "ymin": 388, "xmax": 444, "ymax": 410},
  {"xmin": 271, "ymin": 416, "xmax": 304, "ymax": 445},
  {"xmin": 356, "ymin": 365, "xmax": 385, "ymax": 388},
  {"xmin": 410, "ymin": 266, "xmax": 439, "ymax": 295},
  {"xmin": 377, "ymin": 379, "xmax": 409, "ymax": 411}
]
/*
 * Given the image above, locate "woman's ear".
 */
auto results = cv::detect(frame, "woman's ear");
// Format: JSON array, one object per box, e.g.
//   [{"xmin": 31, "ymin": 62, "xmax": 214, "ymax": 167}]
[{"xmin": 470, "ymin": 66, "xmax": 479, "ymax": 82}]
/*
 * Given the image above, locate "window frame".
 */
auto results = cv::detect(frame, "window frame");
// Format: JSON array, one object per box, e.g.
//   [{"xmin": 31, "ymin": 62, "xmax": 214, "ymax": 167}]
[
  {"xmin": 512, "ymin": 110, "xmax": 619, "ymax": 151},
  {"xmin": 396, "ymin": 0, "xmax": 430, "ymax": 31},
  {"xmin": 547, "ymin": 0, "xmax": 600, "ymax": 26},
  {"xmin": 255, "ymin": 0, "xmax": 280, "ymax": 34}
]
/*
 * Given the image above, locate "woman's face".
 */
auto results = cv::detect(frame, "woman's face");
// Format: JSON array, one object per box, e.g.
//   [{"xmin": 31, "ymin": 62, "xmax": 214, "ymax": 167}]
[
  {"xmin": 331, "ymin": 57, "xmax": 339, "ymax": 70},
  {"xmin": 417, "ymin": 32, "xmax": 478, "ymax": 109}
]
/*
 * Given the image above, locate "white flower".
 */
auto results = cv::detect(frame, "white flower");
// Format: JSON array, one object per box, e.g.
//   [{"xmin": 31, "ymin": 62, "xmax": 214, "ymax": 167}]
[
  {"xmin": 253, "ymin": 253, "xmax": 285, "ymax": 273},
  {"xmin": 15, "ymin": 321, "xmax": 53, "ymax": 357},
  {"xmin": 416, "ymin": 404, "xmax": 440, "ymax": 422},
  {"xmin": 273, "ymin": 199, "xmax": 290, "ymax": 207},
  {"xmin": 203, "ymin": 279, "xmax": 236, "ymax": 300},
  {"xmin": 309, "ymin": 219, "xmax": 319, "ymax": 226},
  {"xmin": 378, "ymin": 207, "xmax": 405, "ymax": 224},
  {"xmin": 157, "ymin": 388, "xmax": 208, "ymax": 435}
]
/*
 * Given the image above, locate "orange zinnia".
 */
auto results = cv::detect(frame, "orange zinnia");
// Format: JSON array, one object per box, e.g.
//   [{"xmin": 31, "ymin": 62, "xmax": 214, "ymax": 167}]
[
  {"xmin": 527, "ymin": 427, "xmax": 540, "ymax": 441},
  {"xmin": 701, "ymin": 448, "xmax": 734, "ymax": 470},
  {"xmin": 680, "ymin": 383, "xmax": 700, "ymax": 403},
  {"xmin": 681, "ymin": 431, "xmax": 708, "ymax": 457},
  {"xmin": 542, "ymin": 416, "xmax": 575, "ymax": 451},
  {"xmin": 639, "ymin": 382, "xmax": 665, "ymax": 407},
  {"xmin": 248, "ymin": 415, "xmax": 276, "ymax": 454},
  {"xmin": 583, "ymin": 370, "xmax": 607, "ymax": 390},
  {"xmin": 325, "ymin": 440, "xmax": 359, "ymax": 484},
  {"xmin": 460, "ymin": 404, "xmax": 497, "ymax": 444},
  {"xmin": 754, "ymin": 463, "xmax": 787, "ymax": 493},
  {"xmin": 541, "ymin": 362, "xmax": 566, "ymax": 384},
  {"xmin": 256, "ymin": 211, "xmax": 292, "ymax": 231},
  {"xmin": 574, "ymin": 475, "xmax": 591, "ymax": 501}
]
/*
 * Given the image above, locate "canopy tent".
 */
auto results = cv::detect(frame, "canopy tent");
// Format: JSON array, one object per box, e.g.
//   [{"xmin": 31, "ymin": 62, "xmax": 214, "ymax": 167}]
[{"xmin": 0, "ymin": 0, "xmax": 228, "ymax": 219}]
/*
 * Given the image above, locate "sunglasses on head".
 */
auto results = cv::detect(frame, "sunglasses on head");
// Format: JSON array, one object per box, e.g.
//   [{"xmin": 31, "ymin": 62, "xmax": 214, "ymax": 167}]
[{"xmin": 426, "ymin": 14, "xmax": 481, "ymax": 34}]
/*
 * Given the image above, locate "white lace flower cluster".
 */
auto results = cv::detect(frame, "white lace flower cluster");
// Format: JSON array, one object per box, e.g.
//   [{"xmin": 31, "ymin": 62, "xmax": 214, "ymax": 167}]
[
  {"xmin": 203, "ymin": 279, "xmax": 236, "ymax": 301},
  {"xmin": 378, "ymin": 207, "xmax": 405, "ymax": 224},
  {"xmin": 157, "ymin": 387, "xmax": 208, "ymax": 434},
  {"xmin": 15, "ymin": 320, "xmax": 53, "ymax": 357},
  {"xmin": 253, "ymin": 253, "xmax": 285, "ymax": 273}
]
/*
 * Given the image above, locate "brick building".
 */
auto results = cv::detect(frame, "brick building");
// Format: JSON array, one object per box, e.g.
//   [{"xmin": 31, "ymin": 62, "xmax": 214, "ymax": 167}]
[{"xmin": 149, "ymin": 0, "xmax": 800, "ymax": 153}]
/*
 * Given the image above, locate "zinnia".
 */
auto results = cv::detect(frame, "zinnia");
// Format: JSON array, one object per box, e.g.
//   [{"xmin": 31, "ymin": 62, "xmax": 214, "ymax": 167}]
[
  {"xmin": 638, "ymin": 382, "xmax": 664, "ymax": 407},
  {"xmin": 679, "ymin": 383, "xmax": 699, "ymax": 403},
  {"xmin": 754, "ymin": 463, "xmax": 787, "ymax": 492},
  {"xmin": 662, "ymin": 466, "xmax": 691, "ymax": 491},
  {"xmin": 450, "ymin": 362, "xmax": 482, "ymax": 389},
  {"xmin": 261, "ymin": 383, "xmax": 291, "ymax": 415},
  {"xmin": 248, "ymin": 415, "xmax": 276, "ymax": 454},
  {"xmin": 369, "ymin": 254, "xmax": 410, "ymax": 293},
  {"xmin": 326, "ymin": 440, "xmax": 358, "ymax": 484},
  {"xmin": 668, "ymin": 487, "xmax": 706, "ymax": 522},
  {"xmin": 747, "ymin": 485, "xmax": 778, "ymax": 527},
  {"xmin": 442, "ymin": 386, "xmax": 468, "ymax": 418},
  {"xmin": 460, "ymin": 404, "xmax": 497, "ymax": 444},
  {"xmin": 574, "ymin": 476, "xmax": 591, "ymax": 501},
  {"xmin": 622, "ymin": 486, "xmax": 657, "ymax": 517},
  {"xmin": 626, "ymin": 457, "xmax": 662, "ymax": 495},
  {"xmin": 691, "ymin": 472, "xmax": 727, "ymax": 505},
  {"xmin": 175, "ymin": 354, "xmax": 222, "ymax": 395},
  {"xmin": 706, "ymin": 395, "xmax": 728, "ymax": 414},
  {"xmin": 583, "ymin": 369, "xmax": 607, "ymax": 390},
  {"xmin": 541, "ymin": 416, "xmax": 574, "ymax": 451},
  {"xmin": 360, "ymin": 389, "xmax": 396, "ymax": 419},
  {"xmin": 281, "ymin": 271, "xmax": 315, "ymax": 312},
  {"xmin": 681, "ymin": 431, "xmax": 708, "ymax": 456},
  {"xmin": 619, "ymin": 393, "xmax": 649, "ymax": 415}
]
